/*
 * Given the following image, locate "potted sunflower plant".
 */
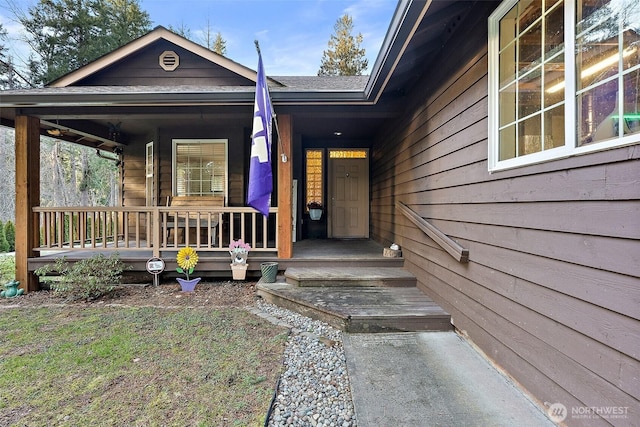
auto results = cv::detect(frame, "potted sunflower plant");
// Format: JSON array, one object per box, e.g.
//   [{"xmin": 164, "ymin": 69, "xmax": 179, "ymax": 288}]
[
  {"xmin": 229, "ymin": 239, "xmax": 251, "ymax": 280},
  {"xmin": 176, "ymin": 246, "xmax": 200, "ymax": 292}
]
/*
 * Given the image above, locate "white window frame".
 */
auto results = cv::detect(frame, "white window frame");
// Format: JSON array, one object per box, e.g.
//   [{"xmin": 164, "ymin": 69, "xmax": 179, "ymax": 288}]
[
  {"xmin": 172, "ymin": 139, "xmax": 228, "ymax": 202},
  {"xmin": 145, "ymin": 141, "xmax": 154, "ymax": 206},
  {"xmin": 488, "ymin": 0, "xmax": 640, "ymax": 172}
]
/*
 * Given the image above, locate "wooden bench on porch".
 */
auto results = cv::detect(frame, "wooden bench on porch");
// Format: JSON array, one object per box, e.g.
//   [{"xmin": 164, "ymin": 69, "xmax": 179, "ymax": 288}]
[{"xmin": 165, "ymin": 196, "xmax": 224, "ymax": 245}]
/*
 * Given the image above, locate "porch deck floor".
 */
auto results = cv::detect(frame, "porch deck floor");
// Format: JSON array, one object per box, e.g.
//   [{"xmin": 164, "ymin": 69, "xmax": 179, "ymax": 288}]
[
  {"xmin": 34, "ymin": 238, "xmax": 386, "ymax": 259},
  {"xmin": 29, "ymin": 239, "xmax": 399, "ymax": 274},
  {"xmin": 291, "ymin": 239, "xmax": 388, "ymax": 259}
]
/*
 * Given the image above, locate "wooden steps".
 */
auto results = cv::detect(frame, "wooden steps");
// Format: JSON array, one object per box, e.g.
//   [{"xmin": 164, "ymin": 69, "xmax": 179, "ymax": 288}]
[
  {"xmin": 285, "ymin": 267, "xmax": 417, "ymax": 287},
  {"xmin": 257, "ymin": 267, "xmax": 452, "ymax": 333}
]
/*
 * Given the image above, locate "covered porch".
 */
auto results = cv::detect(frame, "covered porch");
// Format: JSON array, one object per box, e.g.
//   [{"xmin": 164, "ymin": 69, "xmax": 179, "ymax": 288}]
[{"xmin": 2, "ymin": 25, "xmax": 406, "ymax": 291}]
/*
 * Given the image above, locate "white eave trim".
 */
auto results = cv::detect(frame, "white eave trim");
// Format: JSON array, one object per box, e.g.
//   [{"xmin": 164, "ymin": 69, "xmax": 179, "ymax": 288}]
[
  {"xmin": 0, "ymin": 88, "xmax": 372, "ymax": 108},
  {"xmin": 365, "ymin": 0, "xmax": 432, "ymax": 102}
]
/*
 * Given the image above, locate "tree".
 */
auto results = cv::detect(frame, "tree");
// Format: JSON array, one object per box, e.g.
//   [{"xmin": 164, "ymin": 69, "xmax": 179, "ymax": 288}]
[
  {"xmin": 318, "ymin": 14, "xmax": 368, "ymax": 76},
  {"xmin": 4, "ymin": 221, "xmax": 15, "ymax": 252},
  {"xmin": 212, "ymin": 32, "xmax": 227, "ymax": 56},
  {"xmin": 0, "ymin": 23, "xmax": 22, "ymax": 88},
  {"xmin": 189, "ymin": 19, "xmax": 227, "ymax": 56},
  {"xmin": 18, "ymin": 0, "xmax": 151, "ymax": 85},
  {"xmin": 0, "ymin": 24, "xmax": 11, "ymax": 88},
  {"xmin": 0, "ymin": 220, "xmax": 8, "ymax": 253},
  {"xmin": 38, "ymin": 137, "xmax": 119, "ymax": 208},
  {"xmin": 169, "ymin": 22, "xmax": 192, "ymax": 39},
  {"xmin": 0, "ymin": 127, "xmax": 16, "ymax": 222}
]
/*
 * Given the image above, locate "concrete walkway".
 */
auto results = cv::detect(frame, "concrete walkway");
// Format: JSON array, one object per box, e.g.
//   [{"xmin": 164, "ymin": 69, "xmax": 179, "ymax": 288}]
[{"xmin": 343, "ymin": 332, "xmax": 554, "ymax": 427}]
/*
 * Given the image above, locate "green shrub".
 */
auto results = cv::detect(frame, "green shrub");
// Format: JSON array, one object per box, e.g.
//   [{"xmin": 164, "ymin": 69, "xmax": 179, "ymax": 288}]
[
  {"xmin": 0, "ymin": 221, "xmax": 8, "ymax": 253},
  {"xmin": 35, "ymin": 253, "xmax": 131, "ymax": 301},
  {"xmin": 4, "ymin": 221, "xmax": 15, "ymax": 252},
  {"xmin": 0, "ymin": 254, "xmax": 15, "ymax": 283}
]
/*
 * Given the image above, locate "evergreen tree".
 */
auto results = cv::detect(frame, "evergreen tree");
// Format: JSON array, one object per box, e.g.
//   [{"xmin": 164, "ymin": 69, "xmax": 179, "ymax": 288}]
[
  {"xmin": 4, "ymin": 221, "xmax": 15, "ymax": 252},
  {"xmin": 0, "ymin": 220, "xmax": 8, "ymax": 253},
  {"xmin": 0, "ymin": 23, "xmax": 5, "ymax": 55},
  {"xmin": 212, "ymin": 32, "xmax": 227, "ymax": 56},
  {"xmin": 318, "ymin": 14, "xmax": 368, "ymax": 76},
  {"xmin": 0, "ymin": 24, "xmax": 11, "ymax": 88},
  {"xmin": 19, "ymin": 0, "xmax": 151, "ymax": 85},
  {"xmin": 0, "ymin": 24, "xmax": 22, "ymax": 88}
]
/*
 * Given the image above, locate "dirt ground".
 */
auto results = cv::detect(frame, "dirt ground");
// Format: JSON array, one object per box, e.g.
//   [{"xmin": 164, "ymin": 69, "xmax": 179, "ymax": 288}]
[{"xmin": 0, "ymin": 279, "xmax": 259, "ymax": 308}]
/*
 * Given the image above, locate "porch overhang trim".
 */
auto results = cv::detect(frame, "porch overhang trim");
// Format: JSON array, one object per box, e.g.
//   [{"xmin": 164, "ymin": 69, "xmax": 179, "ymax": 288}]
[
  {"xmin": 0, "ymin": 90, "xmax": 370, "ymax": 109},
  {"xmin": 39, "ymin": 119, "xmax": 125, "ymax": 148},
  {"xmin": 365, "ymin": 0, "xmax": 433, "ymax": 102}
]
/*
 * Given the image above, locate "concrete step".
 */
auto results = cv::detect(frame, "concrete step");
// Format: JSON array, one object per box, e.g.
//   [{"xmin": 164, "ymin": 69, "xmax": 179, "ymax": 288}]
[
  {"xmin": 284, "ymin": 267, "xmax": 417, "ymax": 288},
  {"xmin": 257, "ymin": 282, "xmax": 452, "ymax": 333}
]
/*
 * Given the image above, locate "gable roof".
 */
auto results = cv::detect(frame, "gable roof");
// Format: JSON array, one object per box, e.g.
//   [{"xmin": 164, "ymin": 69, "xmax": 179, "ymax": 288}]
[
  {"xmin": 273, "ymin": 75, "xmax": 369, "ymax": 91},
  {"xmin": 48, "ymin": 26, "xmax": 273, "ymax": 88},
  {"xmin": 0, "ymin": 0, "xmax": 478, "ymax": 145},
  {"xmin": 1, "ymin": 0, "xmax": 469, "ymax": 107}
]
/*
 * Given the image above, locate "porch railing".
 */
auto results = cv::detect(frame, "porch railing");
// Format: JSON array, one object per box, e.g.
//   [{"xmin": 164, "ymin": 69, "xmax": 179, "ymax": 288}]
[{"xmin": 33, "ymin": 206, "xmax": 278, "ymax": 257}]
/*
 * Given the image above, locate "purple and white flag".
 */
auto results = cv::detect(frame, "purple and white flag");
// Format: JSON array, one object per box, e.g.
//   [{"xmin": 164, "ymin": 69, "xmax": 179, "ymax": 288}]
[{"xmin": 247, "ymin": 51, "xmax": 273, "ymax": 217}]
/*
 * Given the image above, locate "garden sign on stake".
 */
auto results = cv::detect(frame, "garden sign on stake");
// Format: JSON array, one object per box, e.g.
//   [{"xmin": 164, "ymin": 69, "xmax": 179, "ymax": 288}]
[{"xmin": 146, "ymin": 257, "xmax": 165, "ymax": 287}]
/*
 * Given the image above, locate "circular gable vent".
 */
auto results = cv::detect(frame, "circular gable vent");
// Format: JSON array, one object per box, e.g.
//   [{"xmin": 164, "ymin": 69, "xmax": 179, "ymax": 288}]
[{"xmin": 159, "ymin": 50, "xmax": 180, "ymax": 71}]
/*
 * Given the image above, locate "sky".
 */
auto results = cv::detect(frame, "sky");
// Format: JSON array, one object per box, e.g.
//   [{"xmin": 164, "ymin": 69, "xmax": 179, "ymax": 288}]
[{"xmin": 0, "ymin": 0, "xmax": 398, "ymax": 76}]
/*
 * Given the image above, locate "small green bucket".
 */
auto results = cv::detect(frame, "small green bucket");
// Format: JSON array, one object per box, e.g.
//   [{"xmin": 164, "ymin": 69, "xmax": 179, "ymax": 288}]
[{"xmin": 260, "ymin": 262, "xmax": 279, "ymax": 283}]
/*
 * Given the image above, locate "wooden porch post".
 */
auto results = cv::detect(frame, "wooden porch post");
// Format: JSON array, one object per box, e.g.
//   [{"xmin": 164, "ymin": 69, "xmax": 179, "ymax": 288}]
[
  {"xmin": 277, "ymin": 114, "xmax": 293, "ymax": 258},
  {"xmin": 14, "ymin": 115, "xmax": 41, "ymax": 292}
]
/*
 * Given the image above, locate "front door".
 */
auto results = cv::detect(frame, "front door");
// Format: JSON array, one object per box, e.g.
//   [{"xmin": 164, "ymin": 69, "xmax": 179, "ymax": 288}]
[{"xmin": 328, "ymin": 150, "xmax": 369, "ymax": 238}]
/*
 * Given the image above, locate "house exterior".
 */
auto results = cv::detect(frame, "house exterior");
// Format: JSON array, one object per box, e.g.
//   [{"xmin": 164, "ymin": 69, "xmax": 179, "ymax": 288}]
[{"xmin": 1, "ymin": 0, "xmax": 638, "ymax": 424}]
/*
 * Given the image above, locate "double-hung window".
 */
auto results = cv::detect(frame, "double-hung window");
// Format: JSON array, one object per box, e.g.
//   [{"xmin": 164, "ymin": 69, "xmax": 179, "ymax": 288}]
[
  {"xmin": 489, "ymin": 0, "xmax": 640, "ymax": 171},
  {"xmin": 172, "ymin": 139, "xmax": 228, "ymax": 201}
]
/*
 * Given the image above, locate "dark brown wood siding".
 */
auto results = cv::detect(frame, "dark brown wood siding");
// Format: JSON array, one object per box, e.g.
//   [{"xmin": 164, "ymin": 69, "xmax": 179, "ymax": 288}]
[
  {"xmin": 122, "ymin": 135, "xmax": 150, "ymax": 235},
  {"xmin": 158, "ymin": 126, "xmax": 247, "ymax": 207},
  {"xmin": 122, "ymin": 139, "xmax": 147, "ymax": 208},
  {"xmin": 371, "ymin": 6, "xmax": 640, "ymax": 424},
  {"xmin": 122, "ymin": 124, "xmax": 248, "ymax": 209},
  {"xmin": 76, "ymin": 40, "xmax": 255, "ymax": 86}
]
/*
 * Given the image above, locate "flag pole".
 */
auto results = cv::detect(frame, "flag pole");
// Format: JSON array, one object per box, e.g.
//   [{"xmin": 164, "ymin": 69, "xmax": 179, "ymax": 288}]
[{"xmin": 254, "ymin": 40, "xmax": 287, "ymax": 163}]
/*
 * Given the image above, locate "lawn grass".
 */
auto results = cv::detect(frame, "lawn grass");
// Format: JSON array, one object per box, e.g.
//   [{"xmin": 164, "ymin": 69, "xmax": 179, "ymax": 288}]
[{"xmin": 0, "ymin": 306, "xmax": 288, "ymax": 426}]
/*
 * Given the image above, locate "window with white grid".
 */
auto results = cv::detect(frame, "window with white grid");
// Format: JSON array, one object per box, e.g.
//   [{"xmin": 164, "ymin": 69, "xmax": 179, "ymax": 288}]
[{"xmin": 172, "ymin": 139, "xmax": 228, "ymax": 200}]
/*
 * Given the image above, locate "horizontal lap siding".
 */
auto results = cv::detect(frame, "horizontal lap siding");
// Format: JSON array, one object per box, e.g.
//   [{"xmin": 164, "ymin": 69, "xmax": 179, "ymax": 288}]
[
  {"xmin": 79, "ymin": 41, "xmax": 254, "ymax": 86},
  {"xmin": 122, "ymin": 143, "xmax": 145, "ymax": 207},
  {"xmin": 399, "ymin": 224, "xmax": 638, "ymax": 395},
  {"xmin": 371, "ymin": 8, "xmax": 640, "ymax": 425},
  {"xmin": 158, "ymin": 127, "xmax": 246, "ymax": 206}
]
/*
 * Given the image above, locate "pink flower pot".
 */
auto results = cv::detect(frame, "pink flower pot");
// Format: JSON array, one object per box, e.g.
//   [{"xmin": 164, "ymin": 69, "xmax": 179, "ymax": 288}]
[{"xmin": 231, "ymin": 264, "xmax": 248, "ymax": 280}]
